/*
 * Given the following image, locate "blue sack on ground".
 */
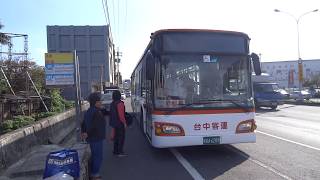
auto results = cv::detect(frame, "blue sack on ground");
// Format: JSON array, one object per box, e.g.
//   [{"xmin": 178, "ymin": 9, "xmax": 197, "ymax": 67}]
[{"xmin": 43, "ymin": 149, "xmax": 80, "ymax": 179}]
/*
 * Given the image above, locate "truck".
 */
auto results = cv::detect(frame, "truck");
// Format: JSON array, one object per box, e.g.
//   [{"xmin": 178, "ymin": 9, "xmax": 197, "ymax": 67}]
[{"xmin": 252, "ymin": 73, "xmax": 284, "ymax": 110}]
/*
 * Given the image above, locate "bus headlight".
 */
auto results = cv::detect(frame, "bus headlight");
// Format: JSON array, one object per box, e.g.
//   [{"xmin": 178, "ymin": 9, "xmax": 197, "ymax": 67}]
[
  {"xmin": 155, "ymin": 122, "xmax": 185, "ymax": 136},
  {"xmin": 236, "ymin": 119, "xmax": 257, "ymax": 133}
]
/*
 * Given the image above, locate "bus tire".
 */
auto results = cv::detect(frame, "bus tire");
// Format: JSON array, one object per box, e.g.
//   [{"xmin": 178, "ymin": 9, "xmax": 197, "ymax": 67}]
[{"xmin": 271, "ymin": 105, "xmax": 277, "ymax": 110}]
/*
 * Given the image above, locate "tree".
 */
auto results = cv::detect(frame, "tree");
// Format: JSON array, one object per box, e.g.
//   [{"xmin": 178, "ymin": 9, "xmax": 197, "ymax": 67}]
[
  {"xmin": 0, "ymin": 59, "xmax": 45, "ymax": 94},
  {"xmin": 311, "ymin": 74, "xmax": 320, "ymax": 88},
  {"xmin": 304, "ymin": 74, "xmax": 320, "ymax": 88},
  {"xmin": 0, "ymin": 22, "xmax": 10, "ymax": 45},
  {"xmin": 0, "ymin": 79, "xmax": 8, "ymax": 93}
]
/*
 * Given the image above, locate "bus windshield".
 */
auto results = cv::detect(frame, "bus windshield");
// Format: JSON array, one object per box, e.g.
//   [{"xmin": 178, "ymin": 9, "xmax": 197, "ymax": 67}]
[{"xmin": 155, "ymin": 54, "xmax": 251, "ymax": 109}]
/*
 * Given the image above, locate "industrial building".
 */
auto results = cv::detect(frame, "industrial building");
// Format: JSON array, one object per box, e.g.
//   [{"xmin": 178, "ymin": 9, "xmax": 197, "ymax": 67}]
[
  {"xmin": 47, "ymin": 25, "xmax": 116, "ymax": 100},
  {"xmin": 261, "ymin": 59, "xmax": 320, "ymax": 88}
]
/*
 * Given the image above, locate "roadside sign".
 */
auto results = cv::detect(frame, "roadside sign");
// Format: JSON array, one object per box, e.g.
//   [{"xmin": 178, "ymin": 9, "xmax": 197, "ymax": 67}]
[{"xmin": 45, "ymin": 53, "xmax": 74, "ymax": 86}]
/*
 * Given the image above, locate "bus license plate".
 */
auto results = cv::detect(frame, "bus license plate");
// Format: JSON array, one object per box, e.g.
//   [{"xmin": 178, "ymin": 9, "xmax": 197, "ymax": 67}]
[{"xmin": 203, "ymin": 136, "xmax": 220, "ymax": 145}]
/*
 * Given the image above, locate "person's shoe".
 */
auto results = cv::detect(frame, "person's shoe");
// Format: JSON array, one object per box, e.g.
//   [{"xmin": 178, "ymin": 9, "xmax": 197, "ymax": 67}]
[{"xmin": 117, "ymin": 153, "xmax": 128, "ymax": 157}]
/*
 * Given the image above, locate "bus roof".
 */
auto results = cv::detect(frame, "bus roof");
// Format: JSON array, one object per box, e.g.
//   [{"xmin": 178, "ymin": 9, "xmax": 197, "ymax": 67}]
[
  {"xmin": 131, "ymin": 29, "xmax": 250, "ymax": 78},
  {"xmin": 152, "ymin": 29, "xmax": 250, "ymax": 39}
]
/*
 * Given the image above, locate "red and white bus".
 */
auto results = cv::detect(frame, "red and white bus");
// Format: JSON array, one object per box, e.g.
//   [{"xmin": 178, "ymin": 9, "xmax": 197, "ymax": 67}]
[{"xmin": 131, "ymin": 29, "xmax": 261, "ymax": 148}]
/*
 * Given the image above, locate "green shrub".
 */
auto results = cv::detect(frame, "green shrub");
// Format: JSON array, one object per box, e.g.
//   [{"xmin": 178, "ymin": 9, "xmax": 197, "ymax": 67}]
[
  {"xmin": 12, "ymin": 116, "xmax": 35, "ymax": 129},
  {"xmin": 34, "ymin": 112, "xmax": 57, "ymax": 121},
  {"xmin": 63, "ymin": 99, "xmax": 74, "ymax": 109},
  {"xmin": 0, "ymin": 116, "xmax": 35, "ymax": 133},
  {"xmin": 1, "ymin": 120, "xmax": 14, "ymax": 133},
  {"xmin": 50, "ymin": 89, "xmax": 65, "ymax": 113}
]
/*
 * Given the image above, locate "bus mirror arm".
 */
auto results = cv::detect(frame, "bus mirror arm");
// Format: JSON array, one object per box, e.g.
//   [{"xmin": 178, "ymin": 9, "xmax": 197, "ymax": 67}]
[{"xmin": 251, "ymin": 53, "xmax": 261, "ymax": 76}]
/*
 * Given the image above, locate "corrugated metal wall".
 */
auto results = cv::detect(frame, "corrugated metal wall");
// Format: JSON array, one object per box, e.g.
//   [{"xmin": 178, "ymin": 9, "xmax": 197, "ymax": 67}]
[{"xmin": 47, "ymin": 26, "xmax": 113, "ymax": 100}]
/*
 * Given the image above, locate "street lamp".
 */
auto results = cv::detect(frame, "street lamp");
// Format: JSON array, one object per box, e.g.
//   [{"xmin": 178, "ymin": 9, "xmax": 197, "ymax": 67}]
[{"xmin": 274, "ymin": 9, "xmax": 318, "ymax": 101}]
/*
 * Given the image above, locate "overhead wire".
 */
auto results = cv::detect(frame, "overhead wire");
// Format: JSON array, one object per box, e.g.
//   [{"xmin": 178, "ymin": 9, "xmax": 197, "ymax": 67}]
[
  {"xmin": 101, "ymin": 0, "xmax": 113, "ymax": 43},
  {"xmin": 112, "ymin": 0, "xmax": 116, "ymax": 42},
  {"xmin": 124, "ymin": 0, "xmax": 128, "ymax": 35},
  {"xmin": 117, "ymin": 0, "xmax": 120, "ymax": 46}
]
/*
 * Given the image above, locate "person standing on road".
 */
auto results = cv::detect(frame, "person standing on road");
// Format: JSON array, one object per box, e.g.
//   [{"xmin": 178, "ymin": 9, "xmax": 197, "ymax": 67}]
[
  {"xmin": 109, "ymin": 90, "xmax": 128, "ymax": 157},
  {"xmin": 81, "ymin": 92, "xmax": 106, "ymax": 180}
]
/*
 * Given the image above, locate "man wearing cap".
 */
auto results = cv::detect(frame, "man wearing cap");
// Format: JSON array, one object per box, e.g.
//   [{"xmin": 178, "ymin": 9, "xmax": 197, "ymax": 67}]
[{"xmin": 81, "ymin": 92, "xmax": 106, "ymax": 180}]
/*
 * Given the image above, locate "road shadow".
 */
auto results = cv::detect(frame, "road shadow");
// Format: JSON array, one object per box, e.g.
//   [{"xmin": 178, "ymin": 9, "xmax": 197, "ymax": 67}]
[
  {"xmin": 101, "ymin": 115, "xmax": 192, "ymax": 180},
  {"xmin": 255, "ymin": 107, "xmax": 279, "ymax": 115}
]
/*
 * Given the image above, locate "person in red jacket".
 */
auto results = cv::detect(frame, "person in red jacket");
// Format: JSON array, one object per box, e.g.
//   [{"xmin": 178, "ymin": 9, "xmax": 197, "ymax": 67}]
[{"xmin": 109, "ymin": 90, "xmax": 127, "ymax": 157}]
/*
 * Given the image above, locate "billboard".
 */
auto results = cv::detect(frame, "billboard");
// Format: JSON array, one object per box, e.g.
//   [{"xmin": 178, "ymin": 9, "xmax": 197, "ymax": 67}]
[{"xmin": 45, "ymin": 53, "xmax": 74, "ymax": 86}]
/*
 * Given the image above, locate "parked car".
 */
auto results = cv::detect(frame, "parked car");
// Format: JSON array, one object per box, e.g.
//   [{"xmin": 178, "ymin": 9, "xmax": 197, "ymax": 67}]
[
  {"xmin": 315, "ymin": 89, "xmax": 320, "ymax": 98},
  {"xmin": 278, "ymin": 89, "xmax": 290, "ymax": 99},
  {"xmin": 121, "ymin": 92, "xmax": 126, "ymax": 100},
  {"xmin": 290, "ymin": 90, "xmax": 311, "ymax": 100},
  {"xmin": 101, "ymin": 93, "xmax": 113, "ymax": 111},
  {"xmin": 124, "ymin": 91, "xmax": 131, "ymax": 97},
  {"xmin": 308, "ymin": 88, "xmax": 320, "ymax": 98}
]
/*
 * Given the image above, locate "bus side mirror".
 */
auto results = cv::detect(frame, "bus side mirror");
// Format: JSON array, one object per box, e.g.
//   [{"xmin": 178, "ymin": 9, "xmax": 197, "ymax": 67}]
[
  {"xmin": 146, "ymin": 52, "xmax": 155, "ymax": 80},
  {"xmin": 251, "ymin": 53, "xmax": 261, "ymax": 76}
]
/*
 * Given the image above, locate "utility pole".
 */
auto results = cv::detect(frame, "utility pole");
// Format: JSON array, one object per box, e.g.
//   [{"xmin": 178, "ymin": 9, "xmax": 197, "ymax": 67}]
[
  {"xmin": 115, "ymin": 47, "xmax": 122, "ymax": 87},
  {"xmin": 100, "ymin": 65, "xmax": 104, "ymax": 92},
  {"xmin": 274, "ymin": 9, "xmax": 318, "ymax": 101},
  {"xmin": 74, "ymin": 51, "xmax": 82, "ymax": 142}
]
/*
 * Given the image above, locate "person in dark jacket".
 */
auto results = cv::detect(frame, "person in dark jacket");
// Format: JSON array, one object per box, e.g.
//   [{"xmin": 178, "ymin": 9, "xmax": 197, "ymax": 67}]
[
  {"xmin": 109, "ymin": 90, "xmax": 127, "ymax": 157},
  {"xmin": 81, "ymin": 92, "xmax": 106, "ymax": 180}
]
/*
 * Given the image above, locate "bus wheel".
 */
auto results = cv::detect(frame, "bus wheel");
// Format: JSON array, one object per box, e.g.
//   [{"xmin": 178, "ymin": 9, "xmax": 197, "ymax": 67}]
[{"xmin": 271, "ymin": 105, "xmax": 277, "ymax": 110}]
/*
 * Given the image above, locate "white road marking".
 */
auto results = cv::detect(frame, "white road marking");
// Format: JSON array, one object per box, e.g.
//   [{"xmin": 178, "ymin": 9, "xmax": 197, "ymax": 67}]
[
  {"xmin": 170, "ymin": 148, "xmax": 205, "ymax": 180},
  {"xmin": 226, "ymin": 146, "xmax": 292, "ymax": 180},
  {"xmin": 257, "ymin": 130, "xmax": 320, "ymax": 152}
]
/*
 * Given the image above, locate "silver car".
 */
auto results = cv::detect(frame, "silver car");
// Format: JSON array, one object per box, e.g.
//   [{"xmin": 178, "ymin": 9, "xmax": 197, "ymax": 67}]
[
  {"xmin": 290, "ymin": 90, "xmax": 311, "ymax": 100},
  {"xmin": 101, "ymin": 93, "xmax": 113, "ymax": 111}
]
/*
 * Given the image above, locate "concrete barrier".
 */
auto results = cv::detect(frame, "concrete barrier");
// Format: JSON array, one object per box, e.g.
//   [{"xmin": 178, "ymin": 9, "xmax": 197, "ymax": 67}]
[{"xmin": 0, "ymin": 103, "xmax": 89, "ymax": 171}]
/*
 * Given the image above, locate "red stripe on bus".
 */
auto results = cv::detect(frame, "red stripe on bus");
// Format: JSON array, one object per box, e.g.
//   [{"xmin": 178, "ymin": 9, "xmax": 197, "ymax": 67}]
[{"xmin": 152, "ymin": 108, "xmax": 255, "ymax": 115}]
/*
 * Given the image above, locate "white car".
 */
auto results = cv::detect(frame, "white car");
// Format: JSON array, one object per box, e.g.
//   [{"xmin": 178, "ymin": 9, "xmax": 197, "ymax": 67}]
[
  {"xmin": 290, "ymin": 90, "xmax": 311, "ymax": 100},
  {"xmin": 121, "ymin": 92, "xmax": 126, "ymax": 100},
  {"xmin": 101, "ymin": 93, "xmax": 113, "ymax": 110}
]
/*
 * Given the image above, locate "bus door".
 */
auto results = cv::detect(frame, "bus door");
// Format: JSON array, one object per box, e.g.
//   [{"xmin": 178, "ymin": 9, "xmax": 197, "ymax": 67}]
[{"xmin": 145, "ymin": 80, "xmax": 153, "ymax": 139}]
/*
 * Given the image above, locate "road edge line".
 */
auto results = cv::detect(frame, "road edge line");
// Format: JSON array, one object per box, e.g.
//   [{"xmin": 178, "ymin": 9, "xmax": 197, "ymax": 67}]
[
  {"xmin": 257, "ymin": 130, "xmax": 320, "ymax": 151},
  {"xmin": 170, "ymin": 148, "xmax": 205, "ymax": 180}
]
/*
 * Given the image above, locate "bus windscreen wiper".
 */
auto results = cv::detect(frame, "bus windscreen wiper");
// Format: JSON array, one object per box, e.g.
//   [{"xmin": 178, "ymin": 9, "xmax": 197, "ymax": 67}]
[
  {"xmin": 165, "ymin": 101, "xmax": 214, "ymax": 115},
  {"xmin": 199, "ymin": 99, "xmax": 252, "ymax": 112}
]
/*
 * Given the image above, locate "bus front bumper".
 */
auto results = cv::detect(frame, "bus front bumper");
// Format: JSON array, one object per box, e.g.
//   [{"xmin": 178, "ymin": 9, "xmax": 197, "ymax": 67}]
[{"xmin": 151, "ymin": 132, "xmax": 256, "ymax": 148}]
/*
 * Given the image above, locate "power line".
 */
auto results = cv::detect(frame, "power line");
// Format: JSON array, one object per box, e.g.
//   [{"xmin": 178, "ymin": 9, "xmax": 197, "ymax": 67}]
[
  {"xmin": 101, "ymin": 0, "xmax": 110, "ymax": 24},
  {"xmin": 124, "ymin": 0, "xmax": 128, "ymax": 35},
  {"xmin": 117, "ymin": 0, "xmax": 120, "ymax": 43},
  {"xmin": 112, "ymin": 0, "xmax": 116, "ymax": 39},
  {"xmin": 101, "ymin": 0, "xmax": 113, "ymax": 42}
]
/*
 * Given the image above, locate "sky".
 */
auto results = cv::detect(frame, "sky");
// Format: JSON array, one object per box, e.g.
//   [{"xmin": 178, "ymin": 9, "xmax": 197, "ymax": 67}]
[{"xmin": 1, "ymin": 0, "xmax": 320, "ymax": 79}]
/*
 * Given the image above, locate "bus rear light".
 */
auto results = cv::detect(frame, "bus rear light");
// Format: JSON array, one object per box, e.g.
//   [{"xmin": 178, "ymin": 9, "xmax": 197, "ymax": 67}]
[
  {"xmin": 154, "ymin": 122, "xmax": 185, "ymax": 136},
  {"xmin": 236, "ymin": 119, "xmax": 256, "ymax": 133}
]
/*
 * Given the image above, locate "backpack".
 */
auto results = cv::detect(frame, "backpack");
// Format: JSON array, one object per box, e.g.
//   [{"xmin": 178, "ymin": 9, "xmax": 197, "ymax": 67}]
[{"xmin": 125, "ymin": 112, "xmax": 134, "ymax": 127}]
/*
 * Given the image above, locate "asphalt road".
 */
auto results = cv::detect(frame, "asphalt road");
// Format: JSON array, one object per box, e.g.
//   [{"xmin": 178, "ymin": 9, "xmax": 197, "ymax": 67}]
[{"xmin": 100, "ymin": 100, "xmax": 320, "ymax": 180}]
